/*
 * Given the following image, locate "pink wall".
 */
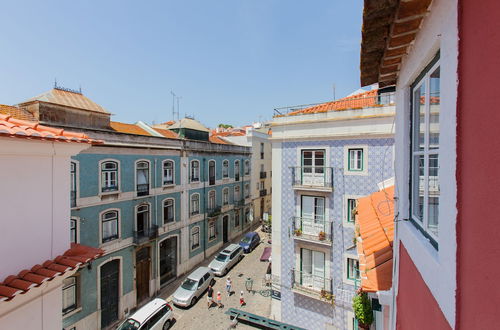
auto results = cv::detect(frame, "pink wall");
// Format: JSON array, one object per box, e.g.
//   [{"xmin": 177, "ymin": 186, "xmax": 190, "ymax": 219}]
[
  {"xmin": 456, "ymin": 0, "xmax": 500, "ymax": 328},
  {"xmin": 396, "ymin": 244, "xmax": 450, "ymax": 330}
]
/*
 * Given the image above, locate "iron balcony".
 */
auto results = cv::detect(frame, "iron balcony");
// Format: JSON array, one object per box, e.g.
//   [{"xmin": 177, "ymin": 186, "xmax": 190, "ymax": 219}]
[
  {"xmin": 207, "ymin": 205, "xmax": 221, "ymax": 218},
  {"xmin": 260, "ymin": 171, "xmax": 267, "ymax": 179},
  {"xmin": 291, "ymin": 268, "xmax": 333, "ymax": 299},
  {"xmin": 259, "ymin": 189, "xmax": 267, "ymax": 197},
  {"xmin": 136, "ymin": 183, "xmax": 150, "ymax": 196},
  {"xmin": 291, "ymin": 166, "xmax": 333, "ymax": 192},
  {"xmin": 292, "ymin": 216, "xmax": 333, "ymax": 245},
  {"xmin": 133, "ymin": 224, "xmax": 159, "ymax": 245}
]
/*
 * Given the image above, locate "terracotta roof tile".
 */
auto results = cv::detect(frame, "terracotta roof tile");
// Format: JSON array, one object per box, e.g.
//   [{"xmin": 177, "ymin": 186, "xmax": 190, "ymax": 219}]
[
  {"xmin": 22, "ymin": 88, "xmax": 109, "ymax": 114},
  {"xmin": 209, "ymin": 135, "xmax": 230, "ymax": 144},
  {"xmin": 0, "ymin": 244, "xmax": 103, "ymax": 302},
  {"xmin": 0, "ymin": 114, "xmax": 102, "ymax": 144},
  {"xmin": 356, "ymin": 186, "xmax": 395, "ymax": 292},
  {"xmin": 0, "ymin": 105, "xmax": 36, "ymax": 121},
  {"xmin": 110, "ymin": 121, "xmax": 152, "ymax": 136},
  {"xmin": 153, "ymin": 127, "xmax": 179, "ymax": 139}
]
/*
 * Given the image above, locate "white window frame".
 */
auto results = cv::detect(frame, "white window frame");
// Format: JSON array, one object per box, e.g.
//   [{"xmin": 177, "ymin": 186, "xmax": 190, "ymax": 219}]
[
  {"xmin": 343, "ymin": 254, "xmax": 360, "ymax": 285},
  {"xmin": 163, "ymin": 198, "xmax": 175, "ymax": 224},
  {"xmin": 70, "ymin": 160, "xmax": 78, "ymax": 207},
  {"xmin": 100, "ymin": 209, "xmax": 120, "ymax": 244},
  {"xmin": 222, "ymin": 159, "xmax": 229, "ymax": 178},
  {"xmin": 162, "ymin": 160, "xmax": 175, "ymax": 186},
  {"xmin": 208, "ymin": 159, "xmax": 216, "ymax": 185},
  {"xmin": 244, "ymin": 183, "xmax": 250, "ymax": 198},
  {"xmin": 343, "ymin": 145, "xmax": 368, "ymax": 176},
  {"xmin": 208, "ymin": 220, "xmax": 216, "ymax": 241},
  {"xmin": 190, "ymin": 160, "xmax": 200, "ymax": 182},
  {"xmin": 70, "ymin": 218, "xmax": 79, "ymax": 244},
  {"xmin": 234, "ymin": 186, "xmax": 241, "ymax": 202},
  {"xmin": 223, "ymin": 188, "xmax": 229, "ymax": 205},
  {"xmin": 190, "ymin": 193, "xmax": 200, "ymax": 216},
  {"xmin": 191, "ymin": 226, "xmax": 200, "ymax": 250},
  {"xmin": 234, "ymin": 210, "xmax": 240, "ymax": 227},
  {"xmin": 135, "ymin": 160, "xmax": 151, "ymax": 196},
  {"xmin": 99, "ymin": 159, "xmax": 120, "ymax": 194},
  {"xmin": 244, "ymin": 159, "xmax": 250, "ymax": 175},
  {"xmin": 234, "ymin": 160, "xmax": 240, "ymax": 181},
  {"xmin": 208, "ymin": 190, "xmax": 216, "ymax": 210},
  {"xmin": 62, "ymin": 275, "xmax": 79, "ymax": 315},
  {"xmin": 343, "ymin": 195, "xmax": 362, "ymax": 227}
]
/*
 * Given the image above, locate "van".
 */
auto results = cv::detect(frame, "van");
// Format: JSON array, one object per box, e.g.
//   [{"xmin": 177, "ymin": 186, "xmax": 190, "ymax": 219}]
[{"xmin": 116, "ymin": 298, "xmax": 173, "ymax": 330}]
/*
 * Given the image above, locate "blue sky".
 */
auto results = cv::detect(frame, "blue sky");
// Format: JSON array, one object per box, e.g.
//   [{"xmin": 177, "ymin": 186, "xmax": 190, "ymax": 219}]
[{"xmin": 0, "ymin": 0, "xmax": 364, "ymax": 128}]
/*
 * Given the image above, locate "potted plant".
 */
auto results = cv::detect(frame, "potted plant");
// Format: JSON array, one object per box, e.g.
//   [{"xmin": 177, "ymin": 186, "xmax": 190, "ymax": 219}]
[
  {"xmin": 294, "ymin": 228, "xmax": 302, "ymax": 236},
  {"xmin": 318, "ymin": 231, "xmax": 326, "ymax": 241},
  {"xmin": 352, "ymin": 290, "xmax": 373, "ymax": 329},
  {"xmin": 320, "ymin": 289, "xmax": 335, "ymax": 305}
]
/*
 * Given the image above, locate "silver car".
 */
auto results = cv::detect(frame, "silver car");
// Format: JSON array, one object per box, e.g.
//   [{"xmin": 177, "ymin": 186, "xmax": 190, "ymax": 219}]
[
  {"xmin": 208, "ymin": 244, "xmax": 244, "ymax": 276},
  {"xmin": 172, "ymin": 267, "xmax": 214, "ymax": 307}
]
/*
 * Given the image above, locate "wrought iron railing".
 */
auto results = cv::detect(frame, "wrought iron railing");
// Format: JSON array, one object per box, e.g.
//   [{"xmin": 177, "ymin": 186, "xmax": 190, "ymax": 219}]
[
  {"xmin": 207, "ymin": 205, "xmax": 221, "ymax": 218},
  {"xmin": 234, "ymin": 199, "xmax": 245, "ymax": 208},
  {"xmin": 133, "ymin": 224, "xmax": 159, "ymax": 245},
  {"xmin": 292, "ymin": 269, "xmax": 332, "ymax": 294},
  {"xmin": 260, "ymin": 171, "xmax": 267, "ymax": 179},
  {"xmin": 70, "ymin": 190, "xmax": 76, "ymax": 208},
  {"xmin": 260, "ymin": 189, "xmax": 267, "ymax": 197},
  {"xmin": 291, "ymin": 167, "xmax": 333, "ymax": 189},
  {"xmin": 136, "ymin": 184, "xmax": 149, "ymax": 196},
  {"xmin": 292, "ymin": 217, "xmax": 333, "ymax": 243}
]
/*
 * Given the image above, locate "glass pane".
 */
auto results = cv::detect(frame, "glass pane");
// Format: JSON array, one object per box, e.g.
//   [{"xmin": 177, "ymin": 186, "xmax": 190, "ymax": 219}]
[
  {"xmin": 429, "ymin": 67, "xmax": 440, "ymax": 149},
  {"xmin": 428, "ymin": 154, "xmax": 439, "ymax": 236},
  {"xmin": 412, "ymin": 155, "xmax": 425, "ymax": 222},
  {"xmin": 413, "ymin": 84, "xmax": 426, "ymax": 151}
]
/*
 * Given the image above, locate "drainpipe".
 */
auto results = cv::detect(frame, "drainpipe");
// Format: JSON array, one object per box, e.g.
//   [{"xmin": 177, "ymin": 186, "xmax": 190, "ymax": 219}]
[
  {"xmin": 153, "ymin": 158, "xmax": 158, "ymax": 292},
  {"xmin": 202, "ymin": 158, "xmax": 207, "ymax": 260}
]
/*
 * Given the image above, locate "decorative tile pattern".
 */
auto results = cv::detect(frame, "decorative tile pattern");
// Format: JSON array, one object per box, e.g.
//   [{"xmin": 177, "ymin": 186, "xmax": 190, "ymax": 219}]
[{"xmin": 279, "ymin": 138, "xmax": 394, "ymax": 329}]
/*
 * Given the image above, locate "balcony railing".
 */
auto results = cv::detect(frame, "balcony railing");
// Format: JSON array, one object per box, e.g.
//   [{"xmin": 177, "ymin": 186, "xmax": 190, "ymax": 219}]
[
  {"xmin": 70, "ymin": 190, "xmax": 76, "ymax": 208},
  {"xmin": 209, "ymin": 176, "xmax": 216, "ymax": 186},
  {"xmin": 292, "ymin": 269, "xmax": 332, "ymax": 296},
  {"xmin": 207, "ymin": 206, "xmax": 221, "ymax": 218},
  {"xmin": 260, "ymin": 189, "xmax": 267, "ymax": 197},
  {"xmin": 235, "ymin": 174, "xmax": 240, "ymax": 182},
  {"xmin": 133, "ymin": 224, "xmax": 159, "ymax": 245},
  {"xmin": 260, "ymin": 171, "xmax": 267, "ymax": 179},
  {"xmin": 234, "ymin": 199, "xmax": 245, "ymax": 208},
  {"xmin": 292, "ymin": 217, "xmax": 333, "ymax": 244},
  {"xmin": 291, "ymin": 167, "xmax": 333, "ymax": 190},
  {"xmin": 136, "ymin": 184, "xmax": 150, "ymax": 196}
]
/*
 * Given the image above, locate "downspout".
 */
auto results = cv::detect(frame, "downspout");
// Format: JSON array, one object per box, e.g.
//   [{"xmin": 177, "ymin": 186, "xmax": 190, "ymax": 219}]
[
  {"xmin": 203, "ymin": 157, "xmax": 207, "ymax": 260},
  {"xmin": 154, "ymin": 158, "xmax": 158, "ymax": 292}
]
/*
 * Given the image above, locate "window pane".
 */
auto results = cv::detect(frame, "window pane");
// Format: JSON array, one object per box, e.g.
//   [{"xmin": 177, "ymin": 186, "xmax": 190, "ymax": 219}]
[
  {"xmin": 428, "ymin": 154, "xmax": 439, "ymax": 236},
  {"xmin": 429, "ymin": 67, "xmax": 440, "ymax": 150},
  {"xmin": 411, "ymin": 155, "xmax": 425, "ymax": 222},
  {"xmin": 413, "ymin": 84, "xmax": 426, "ymax": 151}
]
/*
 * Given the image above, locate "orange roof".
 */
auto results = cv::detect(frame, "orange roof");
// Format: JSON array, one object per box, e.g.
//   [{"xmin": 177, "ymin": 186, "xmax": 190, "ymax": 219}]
[
  {"xmin": 153, "ymin": 127, "xmax": 179, "ymax": 139},
  {"xmin": 0, "ymin": 114, "xmax": 101, "ymax": 144},
  {"xmin": 356, "ymin": 185, "xmax": 395, "ymax": 292},
  {"xmin": 110, "ymin": 121, "xmax": 152, "ymax": 136},
  {"xmin": 0, "ymin": 104, "xmax": 36, "ymax": 122},
  {"xmin": 287, "ymin": 89, "xmax": 379, "ymax": 116},
  {"xmin": 209, "ymin": 135, "xmax": 230, "ymax": 144},
  {"xmin": 22, "ymin": 88, "xmax": 109, "ymax": 114},
  {"xmin": 0, "ymin": 244, "xmax": 103, "ymax": 302}
]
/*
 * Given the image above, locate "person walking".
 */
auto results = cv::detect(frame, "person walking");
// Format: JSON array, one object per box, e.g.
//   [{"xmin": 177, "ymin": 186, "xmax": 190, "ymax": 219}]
[
  {"xmin": 207, "ymin": 285, "xmax": 214, "ymax": 309},
  {"xmin": 239, "ymin": 291, "xmax": 246, "ymax": 307},
  {"xmin": 226, "ymin": 276, "xmax": 232, "ymax": 296},
  {"xmin": 216, "ymin": 291, "xmax": 223, "ymax": 308}
]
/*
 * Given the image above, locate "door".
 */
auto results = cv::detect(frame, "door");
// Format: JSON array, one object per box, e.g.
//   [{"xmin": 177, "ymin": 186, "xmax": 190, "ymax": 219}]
[
  {"xmin": 301, "ymin": 196, "xmax": 325, "ymax": 236},
  {"xmin": 100, "ymin": 260, "xmax": 119, "ymax": 328},
  {"xmin": 223, "ymin": 216, "xmax": 229, "ymax": 243},
  {"xmin": 260, "ymin": 198, "xmax": 265, "ymax": 219},
  {"xmin": 209, "ymin": 161, "xmax": 216, "ymax": 185},
  {"xmin": 137, "ymin": 204, "xmax": 149, "ymax": 238},
  {"xmin": 301, "ymin": 150, "xmax": 325, "ymax": 186},
  {"xmin": 136, "ymin": 247, "xmax": 150, "ymax": 304},
  {"xmin": 159, "ymin": 237, "xmax": 177, "ymax": 286},
  {"xmin": 300, "ymin": 249, "xmax": 325, "ymax": 290}
]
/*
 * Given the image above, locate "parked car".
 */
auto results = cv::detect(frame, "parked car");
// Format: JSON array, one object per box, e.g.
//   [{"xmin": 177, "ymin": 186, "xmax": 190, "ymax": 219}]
[
  {"xmin": 239, "ymin": 232, "xmax": 261, "ymax": 253},
  {"xmin": 172, "ymin": 267, "xmax": 214, "ymax": 307},
  {"xmin": 116, "ymin": 298, "xmax": 173, "ymax": 330},
  {"xmin": 208, "ymin": 244, "xmax": 244, "ymax": 276}
]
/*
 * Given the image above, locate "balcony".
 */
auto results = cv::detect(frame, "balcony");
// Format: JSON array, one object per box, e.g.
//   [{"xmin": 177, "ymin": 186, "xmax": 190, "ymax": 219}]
[
  {"xmin": 207, "ymin": 206, "xmax": 221, "ymax": 218},
  {"xmin": 235, "ymin": 174, "xmax": 240, "ymax": 182},
  {"xmin": 292, "ymin": 217, "xmax": 333, "ymax": 245},
  {"xmin": 133, "ymin": 224, "xmax": 159, "ymax": 245},
  {"xmin": 291, "ymin": 269, "xmax": 333, "ymax": 300},
  {"xmin": 260, "ymin": 189, "xmax": 267, "ymax": 197},
  {"xmin": 136, "ymin": 184, "xmax": 150, "ymax": 196},
  {"xmin": 260, "ymin": 171, "xmax": 267, "ymax": 179},
  {"xmin": 234, "ymin": 199, "xmax": 245, "ymax": 208},
  {"xmin": 291, "ymin": 167, "xmax": 333, "ymax": 192},
  {"xmin": 70, "ymin": 190, "xmax": 76, "ymax": 208}
]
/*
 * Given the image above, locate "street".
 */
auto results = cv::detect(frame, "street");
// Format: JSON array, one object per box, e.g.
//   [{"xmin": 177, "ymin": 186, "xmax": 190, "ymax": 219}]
[{"xmin": 161, "ymin": 227, "xmax": 273, "ymax": 329}]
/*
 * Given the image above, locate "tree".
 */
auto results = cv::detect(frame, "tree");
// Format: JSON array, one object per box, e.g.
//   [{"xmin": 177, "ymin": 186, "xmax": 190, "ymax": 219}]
[{"xmin": 218, "ymin": 123, "xmax": 233, "ymax": 129}]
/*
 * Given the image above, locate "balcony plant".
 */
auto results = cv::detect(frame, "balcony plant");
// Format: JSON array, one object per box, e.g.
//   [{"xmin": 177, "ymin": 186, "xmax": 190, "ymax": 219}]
[
  {"xmin": 320, "ymin": 289, "xmax": 335, "ymax": 305},
  {"xmin": 352, "ymin": 290, "xmax": 373, "ymax": 329},
  {"xmin": 294, "ymin": 228, "xmax": 302, "ymax": 236},
  {"xmin": 318, "ymin": 231, "xmax": 326, "ymax": 241}
]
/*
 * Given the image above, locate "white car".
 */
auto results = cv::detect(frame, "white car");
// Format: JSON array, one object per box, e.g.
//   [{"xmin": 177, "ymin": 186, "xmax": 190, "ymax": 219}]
[
  {"xmin": 208, "ymin": 244, "xmax": 244, "ymax": 276},
  {"xmin": 172, "ymin": 267, "xmax": 214, "ymax": 307},
  {"xmin": 116, "ymin": 298, "xmax": 173, "ymax": 330}
]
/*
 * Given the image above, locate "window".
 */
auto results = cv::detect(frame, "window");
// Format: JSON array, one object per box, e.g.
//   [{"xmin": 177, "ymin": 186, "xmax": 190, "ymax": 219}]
[
  {"xmin": 191, "ymin": 227, "xmax": 200, "ymax": 249},
  {"xmin": 102, "ymin": 211, "xmax": 119, "ymax": 243},
  {"xmin": 136, "ymin": 204, "xmax": 150, "ymax": 237},
  {"xmin": 299, "ymin": 249, "xmax": 326, "ymax": 291},
  {"xmin": 348, "ymin": 149, "xmax": 364, "ymax": 171},
  {"xmin": 256, "ymin": 182, "xmax": 260, "ymax": 190},
  {"xmin": 101, "ymin": 161, "xmax": 118, "ymax": 192},
  {"xmin": 260, "ymin": 142, "xmax": 264, "ymax": 159},
  {"xmin": 163, "ymin": 160, "xmax": 174, "ymax": 185},
  {"xmin": 62, "ymin": 276, "xmax": 78, "ymax": 314},
  {"xmin": 347, "ymin": 258, "xmax": 360, "ymax": 281},
  {"xmin": 70, "ymin": 218, "xmax": 77, "ymax": 243},
  {"xmin": 208, "ymin": 160, "xmax": 216, "ymax": 185},
  {"xmin": 223, "ymin": 188, "xmax": 229, "ymax": 205},
  {"xmin": 346, "ymin": 199, "xmax": 356, "ymax": 223},
  {"xmin": 190, "ymin": 160, "xmax": 200, "ymax": 182},
  {"xmin": 222, "ymin": 160, "xmax": 229, "ymax": 178},
  {"xmin": 259, "ymin": 181, "xmax": 264, "ymax": 190},
  {"xmin": 208, "ymin": 190, "xmax": 216, "ymax": 209},
  {"xmin": 70, "ymin": 162, "xmax": 77, "ymax": 207},
  {"xmin": 300, "ymin": 195, "xmax": 326, "ymax": 236},
  {"xmin": 163, "ymin": 199, "xmax": 174, "ymax": 224},
  {"xmin": 244, "ymin": 159, "xmax": 250, "ymax": 175},
  {"xmin": 234, "ymin": 211, "xmax": 240, "ymax": 227},
  {"xmin": 208, "ymin": 220, "xmax": 216, "ymax": 240},
  {"xmin": 411, "ymin": 55, "xmax": 440, "ymax": 242},
  {"xmin": 299, "ymin": 150, "xmax": 326, "ymax": 186},
  {"xmin": 136, "ymin": 161, "xmax": 149, "ymax": 196},
  {"xmin": 234, "ymin": 160, "xmax": 240, "ymax": 181},
  {"xmin": 190, "ymin": 194, "xmax": 200, "ymax": 215},
  {"xmin": 234, "ymin": 186, "xmax": 241, "ymax": 202},
  {"xmin": 145, "ymin": 306, "xmax": 168, "ymax": 328},
  {"xmin": 244, "ymin": 207, "xmax": 250, "ymax": 223},
  {"xmin": 244, "ymin": 183, "xmax": 250, "ymax": 198}
]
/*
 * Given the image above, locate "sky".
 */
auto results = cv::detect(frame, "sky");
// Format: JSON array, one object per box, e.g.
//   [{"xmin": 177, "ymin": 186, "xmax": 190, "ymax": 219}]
[{"xmin": 0, "ymin": 0, "xmax": 365, "ymax": 128}]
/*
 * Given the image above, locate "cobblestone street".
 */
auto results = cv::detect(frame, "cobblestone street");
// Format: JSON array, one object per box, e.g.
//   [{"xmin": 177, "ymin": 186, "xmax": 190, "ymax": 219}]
[{"xmin": 160, "ymin": 227, "xmax": 273, "ymax": 329}]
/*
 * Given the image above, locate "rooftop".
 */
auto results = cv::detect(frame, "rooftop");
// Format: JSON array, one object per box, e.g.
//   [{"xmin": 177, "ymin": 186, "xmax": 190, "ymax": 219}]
[
  {"xmin": 152, "ymin": 127, "xmax": 179, "ymax": 139},
  {"xmin": 168, "ymin": 117, "xmax": 210, "ymax": 132},
  {"xmin": 110, "ymin": 121, "xmax": 153, "ymax": 136},
  {"xmin": 0, "ymin": 104, "xmax": 36, "ymax": 122}
]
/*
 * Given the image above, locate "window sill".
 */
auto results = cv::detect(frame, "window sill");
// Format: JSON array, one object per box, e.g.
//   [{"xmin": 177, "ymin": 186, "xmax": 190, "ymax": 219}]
[
  {"xmin": 344, "ymin": 169, "xmax": 368, "ymax": 176},
  {"xmin": 63, "ymin": 307, "xmax": 82, "ymax": 319},
  {"xmin": 190, "ymin": 245, "xmax": 201, "ymax": 252},
  {"xmin": 342, "ymin": 221, "xmax": 355, "ymax": 228},
  {"xmin": 208, "ymin": 237, "xmax": 217, "ymax": 243},
  {"xmin": 162, "ymin": 184, "xmax": 175, "ymax": 189}
]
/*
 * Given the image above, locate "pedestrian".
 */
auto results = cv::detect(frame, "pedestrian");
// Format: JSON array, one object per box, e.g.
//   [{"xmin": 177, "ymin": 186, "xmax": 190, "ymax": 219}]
[
  {"xmin": 216, "ymin": 291, "xmax": 223, "ymax": 308},
  {"xmin": 265, "ymin": 262, "xmax": 272, "ymax": 286},
  {"xmin": 226, "ymin": 276, "xmax": 232, "ymax": 296},
  {"xmin": 239, "ymin": 291, "xmax": 246, "ymax": 307},
  {"xmin": 207, "ymin": 284, "xmax": 214, "ymax": 309}
]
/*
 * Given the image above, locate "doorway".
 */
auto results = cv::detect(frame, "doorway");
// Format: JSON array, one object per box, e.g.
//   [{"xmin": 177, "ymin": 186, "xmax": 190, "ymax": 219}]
[
  {"xmin": 100, "ymin": 259, "xmax": 119, "ymax": 328},
  {"xmin": 136, "ymin": 247, "xmax": 150, "ymax": 304},
  {"xmin": 223, "ymin": 216, "xmax": 229, "ymax": 243},
  {"xmin": 159, "ymin": 237, "xmax": 177, "ymax": 286}
]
